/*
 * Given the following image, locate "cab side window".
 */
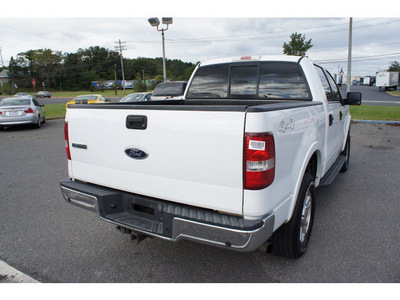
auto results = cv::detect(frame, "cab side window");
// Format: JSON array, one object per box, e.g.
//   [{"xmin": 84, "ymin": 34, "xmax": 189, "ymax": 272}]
[
  {"xmin": 325, "ymin": 71, "xmax": 342, "ymax": 102},
  {"xmin": 315, "ymin": 66, "xmax": 333, "ymax": 101}
]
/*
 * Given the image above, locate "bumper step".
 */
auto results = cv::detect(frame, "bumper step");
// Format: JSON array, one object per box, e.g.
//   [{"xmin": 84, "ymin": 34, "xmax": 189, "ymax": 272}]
[{"xmin": 60, "ymin": 180, "xmax": 275, "ymax": 252}]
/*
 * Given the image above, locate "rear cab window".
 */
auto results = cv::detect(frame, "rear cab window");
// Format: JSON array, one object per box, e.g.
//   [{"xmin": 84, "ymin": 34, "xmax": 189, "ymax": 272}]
[{"xmin": 186, "ymin": 61, "xmax": 311, "ymax": 100}]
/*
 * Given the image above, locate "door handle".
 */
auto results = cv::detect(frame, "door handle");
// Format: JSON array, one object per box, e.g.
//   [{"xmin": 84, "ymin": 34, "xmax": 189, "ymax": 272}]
[
  {"xmin": 329, "ymin": 114, "xmax": 334, "ymax": 126},
  {"xmin": 126, "ymin": 115, "xmax": 147, "ymax": 130}
]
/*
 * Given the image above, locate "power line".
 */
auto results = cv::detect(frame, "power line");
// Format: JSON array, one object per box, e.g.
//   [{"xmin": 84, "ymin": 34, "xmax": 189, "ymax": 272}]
[
  {"xmin": 127, "ymin": 18, "xmax": 400, "ymax": 45},
  {"xmin": 315, "ymin": 52, "xmax": 400, "ymax": 64}
]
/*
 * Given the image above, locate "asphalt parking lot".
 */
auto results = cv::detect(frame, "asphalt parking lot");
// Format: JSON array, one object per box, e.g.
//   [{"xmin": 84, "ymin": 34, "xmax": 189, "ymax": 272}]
[{"xmin": 0, "ymin": 119, "xmax": 399, "ymax": 283}]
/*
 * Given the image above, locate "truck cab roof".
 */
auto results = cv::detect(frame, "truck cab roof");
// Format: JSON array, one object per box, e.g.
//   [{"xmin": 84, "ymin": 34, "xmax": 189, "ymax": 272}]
[{"xmin": 199, "ymin": 55, "xmax": 305, "ymax": 67}]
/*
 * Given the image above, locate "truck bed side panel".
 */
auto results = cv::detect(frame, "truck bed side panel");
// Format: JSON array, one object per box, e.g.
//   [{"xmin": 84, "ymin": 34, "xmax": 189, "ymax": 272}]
[{"xmin": 243, "ymin": 103, "xmax": 325, "ymax": 227}]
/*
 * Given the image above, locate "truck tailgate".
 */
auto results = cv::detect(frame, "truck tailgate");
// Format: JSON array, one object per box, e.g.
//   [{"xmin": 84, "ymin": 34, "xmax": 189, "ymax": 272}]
[{"xmin": 66, "ymin": 106, "xmax": 246, "ymax": 215}]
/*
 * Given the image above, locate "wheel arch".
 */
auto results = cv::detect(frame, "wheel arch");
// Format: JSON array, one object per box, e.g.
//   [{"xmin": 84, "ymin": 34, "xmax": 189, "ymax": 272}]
[{"xmin": 285, "ymin": 146, "xmax": 321, "ymax": 223}]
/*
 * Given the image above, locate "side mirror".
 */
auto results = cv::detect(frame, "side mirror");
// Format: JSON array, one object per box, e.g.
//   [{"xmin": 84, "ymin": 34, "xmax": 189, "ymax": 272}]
[
  {"xmin": 345, "ymin": 92, "xmax": 362, "ymax": 105},
  {"xmin": 40, "ymin": 104, "xmax": 45, "ymax": 107}
]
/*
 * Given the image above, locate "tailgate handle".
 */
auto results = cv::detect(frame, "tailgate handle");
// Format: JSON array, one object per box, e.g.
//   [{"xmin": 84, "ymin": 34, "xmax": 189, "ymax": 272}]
[{"xmin": 126, "ymin": 115, "xmax": 147, "ymax": 130}]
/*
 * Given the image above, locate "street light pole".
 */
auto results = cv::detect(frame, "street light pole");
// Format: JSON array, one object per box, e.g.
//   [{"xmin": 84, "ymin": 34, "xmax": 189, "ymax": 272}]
[
  {"xmin": 161, "ymin": 29, "xmax": 167, "ymax": 82},
  {"xmin": 148, "ymin": 17, "xmax": 173, "ymax": 82},
  {"xmin": 346, "ymin": 17, "xmax": 353, "ymax": 94}
]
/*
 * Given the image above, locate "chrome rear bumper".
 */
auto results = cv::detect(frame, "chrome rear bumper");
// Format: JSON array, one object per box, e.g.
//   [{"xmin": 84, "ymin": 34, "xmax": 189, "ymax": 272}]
[{"xmin": 60, "ymin": 180, "xmax": 274, "ymax": 252}]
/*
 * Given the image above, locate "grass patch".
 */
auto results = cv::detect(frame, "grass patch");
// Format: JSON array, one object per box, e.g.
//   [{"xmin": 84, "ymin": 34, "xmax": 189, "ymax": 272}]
[
  {"xmin": 387, "ymin": 91, "xmax": 400, "ymax": 97},
  {"xmin": 350, "ymin": 105, "xmax": 400, "ymax": 121},
  {"xmin": 44, "ymin": 103, "xmax": 67, "ymax": 119},
  {"xmin": 51, "ymin": 90, "xmax": 128, "ymax": 98},
  {"xmin": 15, "ymin": 90, "xmax": 145, "ymax": 98}
]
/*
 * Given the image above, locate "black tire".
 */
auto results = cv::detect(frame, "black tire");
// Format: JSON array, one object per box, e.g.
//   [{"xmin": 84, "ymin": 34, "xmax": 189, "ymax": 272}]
[
  {"xmin": 340, "ymin": 134, "xmax": 350, "ymax": 172},
  {"xmin": 35, "ymin": 115, "xmax": 42, "ymax": 129},
  {"xmin": 271, "ymin": 172, "xmax": 316, "ymax": 258},
  {"xmin": 42, "ymin": 113, "xmax": 46, "ymax": 124}
]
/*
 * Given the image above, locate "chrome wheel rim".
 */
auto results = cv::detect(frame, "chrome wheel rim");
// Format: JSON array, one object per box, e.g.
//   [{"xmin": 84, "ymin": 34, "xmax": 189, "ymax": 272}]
[{"xmin": 300, "ymin": 186, "xmax": 313, "ymax": 243}]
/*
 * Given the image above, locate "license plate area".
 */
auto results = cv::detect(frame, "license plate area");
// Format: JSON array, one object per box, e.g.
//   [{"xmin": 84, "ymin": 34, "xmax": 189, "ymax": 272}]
[
  {"xmin": 97, "ymin": 192, "xmax": 171, "ymax": 237},
  {"xmin": 7, "ymin": 110, "xmax": 21, "ymax": 116}
]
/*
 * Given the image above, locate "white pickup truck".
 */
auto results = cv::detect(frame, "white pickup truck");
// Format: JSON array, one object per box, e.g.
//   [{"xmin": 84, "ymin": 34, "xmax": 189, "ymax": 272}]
[{"xmin": 61, "ymin": 55, "xmax": 361, "ymax": 258}]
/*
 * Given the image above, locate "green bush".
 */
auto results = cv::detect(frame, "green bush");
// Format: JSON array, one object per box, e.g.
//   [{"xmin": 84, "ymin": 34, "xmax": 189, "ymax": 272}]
[{"xmin": 135, "ymin": 81, "xmax": 147, "ymax": 92}]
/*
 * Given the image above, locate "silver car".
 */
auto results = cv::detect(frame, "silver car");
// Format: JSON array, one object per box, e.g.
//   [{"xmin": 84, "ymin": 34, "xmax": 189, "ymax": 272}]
[
  {"xmin": 34, "ymin": 91, "xmax": 52, "ymax": 98},
  {"xmin": 0, "ymin": 97, "xmax": 45, "ymax": 129},
  {"xmin": 150, "ymin": 81, "xmax": 187, "ymax": 101},
  {"xmin": 119, "ymin": 92, "xmax": 152, "ymax": 102}
]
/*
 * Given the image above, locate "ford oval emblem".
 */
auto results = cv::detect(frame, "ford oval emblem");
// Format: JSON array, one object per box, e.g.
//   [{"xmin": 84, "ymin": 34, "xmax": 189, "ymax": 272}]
[{"xmin": 125, "ymin": 147, "xmax": 149, "ymax": 160}]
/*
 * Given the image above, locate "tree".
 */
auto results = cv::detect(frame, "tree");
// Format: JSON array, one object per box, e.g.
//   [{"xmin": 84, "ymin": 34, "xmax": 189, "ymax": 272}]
[
  {"xmin": 283, "ymin": 32, "xmax": 313, "ymax": 57},
  {"xmin": 388, "ymin": 61, "xmax": 400, "ymax": 72},
  {"xmin": 17, "ymin": 49, "xmax": 63, "ymax": 89}
]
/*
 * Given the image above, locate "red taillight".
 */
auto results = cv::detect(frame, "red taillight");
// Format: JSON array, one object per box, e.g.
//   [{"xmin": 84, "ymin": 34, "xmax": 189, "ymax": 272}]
[
  {"xmin": 64, "ymin": 121, "xmax": 71, "ymax": 160},
  {"xmin": 24, "ymin": 108, "xmax": 34, "ymax": 113},
  {"xmin": 244, "ymin": 133, "xmax": 275, "ymax": 190}
]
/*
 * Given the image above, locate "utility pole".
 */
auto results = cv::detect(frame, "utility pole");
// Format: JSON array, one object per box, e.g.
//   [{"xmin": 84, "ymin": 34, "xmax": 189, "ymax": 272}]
[
  {"xmin": 346, "ymin": 18, "xmax": 353, "ymax": 94},
  {"xmin": 115, "ymin": 39, "xmax": 127, "ymax": 94},
  {"xmin": 10, "ymin": 56, "xmax": 15, "ymax": 94},
  {"xmin": 114, "ymin": 64, "xmax": 117, "ymax": 96},
  {"xmin": 0, "ymin": 47, "xmax": 4, "ymax": 67}
]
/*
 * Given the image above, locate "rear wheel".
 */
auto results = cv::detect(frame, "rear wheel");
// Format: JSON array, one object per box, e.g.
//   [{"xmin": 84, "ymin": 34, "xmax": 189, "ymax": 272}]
[
  {"xmin": 271, "ymin": 172, "xmax": 316, "ymax": 258},
  {"xmin": 35, "ymin": 115, "xmax": 42, "ymax": 128}
]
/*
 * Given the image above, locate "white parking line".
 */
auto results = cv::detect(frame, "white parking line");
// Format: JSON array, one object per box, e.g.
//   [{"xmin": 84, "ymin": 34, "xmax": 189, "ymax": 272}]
[{"xmin": 0, "ymin": 260, "xmax": 39, "ymax": 283}]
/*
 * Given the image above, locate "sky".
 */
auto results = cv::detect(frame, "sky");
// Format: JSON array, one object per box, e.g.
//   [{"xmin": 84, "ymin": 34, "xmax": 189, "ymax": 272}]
[{"xmin": 1, "ymin": 1, "xmax": 399, "ymax": 78}]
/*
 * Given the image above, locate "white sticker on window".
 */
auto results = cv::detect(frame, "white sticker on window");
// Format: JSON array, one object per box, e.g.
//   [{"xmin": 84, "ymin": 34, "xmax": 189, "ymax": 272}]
[{"xmin": 249, "ymin": 140, "xmax": 265, "ymax": 151}]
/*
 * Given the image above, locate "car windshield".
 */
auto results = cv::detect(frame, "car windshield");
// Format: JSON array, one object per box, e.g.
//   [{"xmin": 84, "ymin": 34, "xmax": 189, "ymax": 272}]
[
  {"xmin": 121, "ymin": 94, "xmax": 143, "ymax": 102},
  {"xmin": 152, "ymin": 83, "xmax": 186, "ymax": 96},
  {"xmin": 0, "ymin": 98, "xmax": 31, "ymax": 106},
  {"xmin": 74, "ymin": 95, "xmax": 98, "ymax": 101}
]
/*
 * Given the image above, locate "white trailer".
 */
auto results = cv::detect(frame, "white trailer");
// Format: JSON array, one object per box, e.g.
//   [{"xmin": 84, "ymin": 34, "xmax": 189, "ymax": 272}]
[
  {"xmin": 376, "ymin": 71, "xmax": 399, "ymax": 91},
  {"xmin": 363, "ymin": 76, "xmax": 371, "ymax": 86}
]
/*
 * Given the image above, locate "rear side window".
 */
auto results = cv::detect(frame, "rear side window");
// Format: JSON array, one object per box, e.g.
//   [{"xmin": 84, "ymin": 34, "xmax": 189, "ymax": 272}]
[
  {"xmin": 186, "ymin": 62, "xmax": 311, "ymax": 100},
  {"xmin": 186, "ymin": 64, "xmax": 229, "ymax": 98}
]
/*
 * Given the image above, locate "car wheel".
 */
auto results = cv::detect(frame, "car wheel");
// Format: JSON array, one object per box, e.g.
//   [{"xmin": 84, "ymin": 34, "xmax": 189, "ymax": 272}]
[
  {"xmin": 35, "ymin": 115, "xmax": 42, "ymax": 128},
  {"xmin": 270, "ymin": 172, "xmax": 316, "ymax": 258},
  {"xmin": 43, "ymin": 113, "xmax": 46, "ymax": 124},
  {"xmin": 340, "ymin": 134, "xmax": 350, "ymax": 173}
]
